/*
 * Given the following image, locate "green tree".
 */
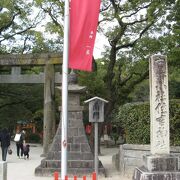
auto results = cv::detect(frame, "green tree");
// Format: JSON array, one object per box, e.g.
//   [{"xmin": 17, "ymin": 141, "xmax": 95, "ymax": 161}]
[
  {"xmin": 0, "ymin": 0, "xmax": 45, "ymax": 54},
  {"xmin": 0, "ymin": 84, "xmax": 44, "ymax": 131},
  {"xmin": 0, "ymin": 0, "xmax": 179, "ymax": 124},
  {"xmin": 166, "ymin": 0, "xmax": 180, "ymax": 99},
  {"xmin": 99, "ymin": 0, "xmax": 178, "ymax": 118}
]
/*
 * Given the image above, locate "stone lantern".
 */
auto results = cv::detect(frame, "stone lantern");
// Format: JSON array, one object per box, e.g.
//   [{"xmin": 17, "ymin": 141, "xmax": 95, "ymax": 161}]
[{"xmin": 35, "ymin": 73, "xmax": 105, "ymax": 177}]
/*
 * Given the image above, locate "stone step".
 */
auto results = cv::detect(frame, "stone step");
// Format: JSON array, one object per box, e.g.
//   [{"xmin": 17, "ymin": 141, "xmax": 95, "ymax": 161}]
[
  {"xmin": 50, "ymin": 142, "xmax": 91, "ymax": 152},
  {"xmin": 35, "ymin": 166, "xmax": 106, "ymax": 177},
  {"xmin": 46, "ymin": 152, "xmax": 94, "ymax": 160},
  {"xmin": 40, "ymin": 159, "xmax": 94, "ymax": 168}
]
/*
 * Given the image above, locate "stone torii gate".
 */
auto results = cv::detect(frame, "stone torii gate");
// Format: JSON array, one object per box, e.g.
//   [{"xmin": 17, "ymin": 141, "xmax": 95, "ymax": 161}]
[
  {"xmin": 0, "ymin": 53, "xmax": 106, "ymax": 177},
  {"xmin": 0, "ymin": 53, "xmax": 64, "ymax": 155}
]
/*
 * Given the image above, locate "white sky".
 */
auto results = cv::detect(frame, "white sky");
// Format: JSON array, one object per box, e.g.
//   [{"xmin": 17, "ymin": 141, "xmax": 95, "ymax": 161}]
[{"xmin": 93, "ymin": 33, "xmax": 108, "ymax": 59}]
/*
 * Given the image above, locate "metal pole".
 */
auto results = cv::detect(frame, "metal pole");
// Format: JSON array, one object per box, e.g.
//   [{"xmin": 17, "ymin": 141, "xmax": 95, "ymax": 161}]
[
  {"xmin": 61, "ymin": 0, "xmax": 69, "ymax": 179},
  {"xmin": 94, "ymin": 122, "xmax": 98, "ymax": 179}
]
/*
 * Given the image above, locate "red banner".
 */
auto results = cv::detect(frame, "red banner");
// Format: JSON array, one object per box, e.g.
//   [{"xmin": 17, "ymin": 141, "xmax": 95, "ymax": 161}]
[{"xmin": 69, "ymin": 0, "xmax": 101, "ymax": 71}]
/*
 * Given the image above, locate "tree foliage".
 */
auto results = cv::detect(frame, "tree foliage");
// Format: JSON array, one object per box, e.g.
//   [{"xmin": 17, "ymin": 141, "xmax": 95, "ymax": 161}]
[
  {"xmin": 0, "ymin": 0, "xmax": 179, "ymax": 128},
  {"xmin": 0, "ymin": 0, "xmax": 45, "ymax": 53},
  {"xmin": 0, "ymin": 84, "xmax": 44, "ymax": 132},
  {"xmin": 0, "ymin": 0, "xmax": 63, "ymax": 54},
  {"xmin": 98, "ymin": 0, "xmax": 178, "ymax": 118}
]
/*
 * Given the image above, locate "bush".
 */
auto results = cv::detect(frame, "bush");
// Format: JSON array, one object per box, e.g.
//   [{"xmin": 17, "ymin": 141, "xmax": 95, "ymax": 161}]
[
  {"xmin": 170, "ymin": 99, "xmax": 180, "ymax": 145},
  {"xmin": 28, "ymin": 133, "xmax": 41, "ymax": 143},
  {"xmin": 114, "ymin": 99, "xmax": 180, "ymax": 145}
]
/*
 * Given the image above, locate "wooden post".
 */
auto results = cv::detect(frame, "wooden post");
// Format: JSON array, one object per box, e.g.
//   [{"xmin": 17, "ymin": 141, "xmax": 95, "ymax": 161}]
[{"xmin": 94, "ymin": 122, "xmax": 98, "ymax": 178}]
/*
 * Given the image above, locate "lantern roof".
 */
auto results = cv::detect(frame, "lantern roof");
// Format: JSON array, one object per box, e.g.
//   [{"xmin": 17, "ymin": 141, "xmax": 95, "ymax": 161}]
[{"xmin": 84, "ymin": 96, "xmax": 108, "ymax": 104}]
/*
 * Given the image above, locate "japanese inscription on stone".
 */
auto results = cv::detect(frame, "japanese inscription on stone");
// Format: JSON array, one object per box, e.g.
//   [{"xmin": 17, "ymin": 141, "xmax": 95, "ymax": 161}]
[{"xmin": 150, "ymin": 55, "xmax": 169, "ymax": 154}]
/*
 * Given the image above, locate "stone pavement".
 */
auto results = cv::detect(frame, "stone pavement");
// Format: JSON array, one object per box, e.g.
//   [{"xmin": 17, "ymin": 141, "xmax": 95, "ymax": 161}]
[{"xmin": 2, "ymin": 141, "xmax": 131, "ymax": 180}]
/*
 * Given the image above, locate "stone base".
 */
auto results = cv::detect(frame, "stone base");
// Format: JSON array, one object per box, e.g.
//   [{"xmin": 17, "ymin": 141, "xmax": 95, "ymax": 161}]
[
  {"xmin": 35, "ymin": 165, "xmax": 106, "ymax": 177},
  {"xmin": 133, "ymin": 166, "xmax": 180, "ymax": 180},
  {"xmin": 144, "ymin": 155, "xmax": 179, "ymax": 171},
  {"xmin": 35, "ymin": 159, "xmax": 106, "ymax": 177},
  {"xmin": 35, "ymin": 109, "xmax": 106, "ymax": 177},
  {"xmin": 133, "ymin": 155, "xmax": 180, "ymax": 180}
]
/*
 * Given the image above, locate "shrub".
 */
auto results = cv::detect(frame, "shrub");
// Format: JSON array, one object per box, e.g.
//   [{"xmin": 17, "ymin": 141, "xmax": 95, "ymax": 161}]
[
  {"xmin": 114, "ymin": 99, "xmax": 180, "ymax": 145},
  {"xmin": 170, "ymin": 99, "xmax": 180, "ymax": 145},
  {"xmin": 28, "ymin": 133, "xmax": 41, "ymax": 143}
]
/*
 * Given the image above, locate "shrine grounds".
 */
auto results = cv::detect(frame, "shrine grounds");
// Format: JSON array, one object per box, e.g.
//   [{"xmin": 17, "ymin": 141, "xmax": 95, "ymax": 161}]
[{"xmin": 3, "ymin": 141, "xmax": 131, "ymax": 180}]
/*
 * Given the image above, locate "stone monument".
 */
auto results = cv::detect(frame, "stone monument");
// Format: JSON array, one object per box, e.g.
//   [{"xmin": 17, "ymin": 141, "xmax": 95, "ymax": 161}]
[
  {"xmin": 35, "ymin": 72, "xmax": 105, "ymax": 177},
  {"xmin": 133, "ymin": 55, "xmax": 180, "ymax": 179}
]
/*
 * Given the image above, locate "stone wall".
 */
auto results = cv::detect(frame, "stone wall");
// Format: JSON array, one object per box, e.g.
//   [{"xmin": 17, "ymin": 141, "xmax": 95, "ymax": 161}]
[{"xmin": 113, "ymin": 144, "xmax": 180, "ymax": 176}]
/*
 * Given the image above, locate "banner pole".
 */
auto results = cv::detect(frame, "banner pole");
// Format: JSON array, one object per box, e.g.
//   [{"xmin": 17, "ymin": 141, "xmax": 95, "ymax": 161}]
[{"xmin": 61, "ymin": 0, "xmax": 69, "ymax": 179}]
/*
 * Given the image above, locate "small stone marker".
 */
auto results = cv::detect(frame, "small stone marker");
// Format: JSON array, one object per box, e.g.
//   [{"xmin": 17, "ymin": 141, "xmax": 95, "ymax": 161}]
[{"xmin": 0, "ymin": 161, "xmax": 7, "ymax": 180}]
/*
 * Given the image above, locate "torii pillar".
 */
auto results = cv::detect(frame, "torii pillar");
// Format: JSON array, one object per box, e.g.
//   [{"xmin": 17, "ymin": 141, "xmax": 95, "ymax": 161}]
[{"xmin": 43, "ymin": 63, "xmax": 56, "ymax": 155}]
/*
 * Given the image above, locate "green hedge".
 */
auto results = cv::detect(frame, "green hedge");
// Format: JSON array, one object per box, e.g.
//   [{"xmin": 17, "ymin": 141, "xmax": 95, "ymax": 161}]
[
  {"xmin": 114, "ymin": 99, "xmax": 180, "ymax": 145},
  {"xmin": 170, "ymin": 99, "xmax": 180, "ymax": 145},
  {"xmin": 28, "ymin": 133, "xmax": 41, "ymax": 143}
]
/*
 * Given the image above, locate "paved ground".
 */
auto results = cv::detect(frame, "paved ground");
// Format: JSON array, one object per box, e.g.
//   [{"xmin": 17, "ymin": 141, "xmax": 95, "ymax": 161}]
[{"xmin": 2, "ymin": 141, "xmax": 131, "ymax": 180}]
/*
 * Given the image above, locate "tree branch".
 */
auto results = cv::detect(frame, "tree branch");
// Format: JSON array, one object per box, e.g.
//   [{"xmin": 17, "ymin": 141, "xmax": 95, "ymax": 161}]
[
  {"xmin": 41, "ymin": 6, "xmax": 63, "ymax": 31},
  {"xmin": 98, "ymin": 17, "xmax": 114, "ymax": 25},
  {"xmin": 0, "ymin": 100, "xmax": 27, "ymax": 109},
  {"xmin": 21, "ymin": 36, "xmax": 29, "ymax": 54},
  {"xmin": 125, "ymin": 17, "xmax": 148, "ymax": 26},
  {"xmin": 0, "ymin": 25, "xmax": 35, "ymax": 43},
  {"xmin": 119, "ymin": 74, "xmax": 133, "ymax": 86},
  {"xmin": 116, "ymin": 21, "xmax": 154, "ymax": 50},
  {"xmin": 0, "ymin": 9, "xmax": 43, "ymax": 43},
  {"xmin": 0, "ymin": 12, "xmax": 20, "ymax": 33},
  {"xmin": 100, "ymin": 2, "xmax": 111, "ymax": 12},
  {"xmin": 121, "ymin": 2, "xmax": 152, "ymax": 20},
  {"xmin": 126, "ymin": 70, "xmax": 149, "ymax": 91}
]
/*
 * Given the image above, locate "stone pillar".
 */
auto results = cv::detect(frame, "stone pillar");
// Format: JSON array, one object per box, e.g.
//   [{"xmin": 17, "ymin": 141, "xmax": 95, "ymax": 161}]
[
  {"xmin": 43, "ymin": 64, "xmax": 56, "ymax": 155},
  {"xmin": 35, "ymin": 74, "xmax": 105, "ymax": 177},
  {"xmin": 150, "ymin": 55, "xmax": 169, "ymax": 154},
  {"xmin": 133, "ymin": 55, "xmax": 180, "ymax": 180},
  {"xmin": 11, "ymin": 66, "xmax": 21, "ymax": 75},
  {"xmin": 0, "ymin": 161, "xmax": 7, "ymax": 180}
]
